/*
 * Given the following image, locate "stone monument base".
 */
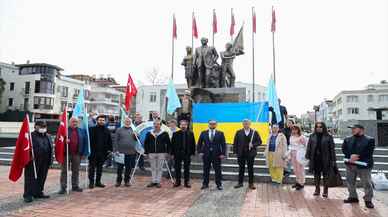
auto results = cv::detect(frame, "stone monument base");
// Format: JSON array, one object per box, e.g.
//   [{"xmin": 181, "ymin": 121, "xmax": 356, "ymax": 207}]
[{"xmin": 191, "ymin": 87, "xmax": 246, "ymax": 103}]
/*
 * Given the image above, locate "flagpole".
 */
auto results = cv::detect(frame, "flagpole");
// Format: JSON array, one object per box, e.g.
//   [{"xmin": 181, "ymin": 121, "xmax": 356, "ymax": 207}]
[
  {"xmin": 252, "ymin": 7, "xmax": 255, "ymax": 103},
  {"xmin": 272, "ymin": 32, "xmax": 276, "ymax": 85},
  {"xmin": 65, "ymin": 107, "xmax": 70, "ymax": 194},
  {"xmin": 26, "ymin": 115, "xmax": 37, "ymax": 179}
]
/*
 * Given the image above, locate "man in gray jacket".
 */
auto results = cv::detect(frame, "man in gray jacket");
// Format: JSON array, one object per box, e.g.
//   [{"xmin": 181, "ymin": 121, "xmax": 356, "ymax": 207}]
[{"xmin": 114, "ymin": 117, "xmax": 137, "ymax": 187}]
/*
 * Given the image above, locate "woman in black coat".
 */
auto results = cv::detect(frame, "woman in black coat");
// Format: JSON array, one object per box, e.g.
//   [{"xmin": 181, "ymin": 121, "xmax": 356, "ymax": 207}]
[{"xmin": 305, "ymin": 122, "xmax": 336, "ymax": 198}]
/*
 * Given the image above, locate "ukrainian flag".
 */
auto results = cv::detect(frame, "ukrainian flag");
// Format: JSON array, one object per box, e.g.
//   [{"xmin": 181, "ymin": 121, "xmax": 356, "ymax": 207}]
[{"xmin": 192, "ymin": 102, "xmax": 270, "ymax": 144}]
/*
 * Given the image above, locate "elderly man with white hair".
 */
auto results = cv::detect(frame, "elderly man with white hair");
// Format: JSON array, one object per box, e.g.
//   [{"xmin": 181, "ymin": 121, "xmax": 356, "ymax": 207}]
[
  {"xmin": 59, "ymin": 117, "xmax": 88, "ymax": 194},
  {"xmin": 114, "ymin": 117, "xmax": 138, "ymax": 187}
]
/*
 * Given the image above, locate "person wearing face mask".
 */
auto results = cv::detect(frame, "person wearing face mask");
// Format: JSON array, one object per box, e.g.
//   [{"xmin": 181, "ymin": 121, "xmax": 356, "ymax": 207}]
[
  {"xmin": 342, "ymin": 124, "xmax": 375, "ymax": 209},
  {"xmin": 305, "ymin": 122, "xmax": 336, "ymax": 198},
  {"xmin": 88, "ymin": 115, "xmax": 113, "ymax": 189},
  {"xmin": 23, "ymin": 121, "xmax": 53, "ymax": 203},
  {"xmin": 197, "ymin": 120, "xmax": 226, "ymax": 190}
]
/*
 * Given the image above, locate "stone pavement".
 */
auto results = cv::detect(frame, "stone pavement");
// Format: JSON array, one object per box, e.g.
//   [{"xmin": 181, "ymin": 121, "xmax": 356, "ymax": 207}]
[{"xmin": 1, "ymin": 166, "xmax": 388, "ymax": 217}]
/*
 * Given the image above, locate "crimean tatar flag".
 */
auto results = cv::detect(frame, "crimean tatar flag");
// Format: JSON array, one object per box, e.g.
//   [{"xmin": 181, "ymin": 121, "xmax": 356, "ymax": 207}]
[{"xmin": 192, "ymin": 103, "xmax": 269, "ymax": 144}]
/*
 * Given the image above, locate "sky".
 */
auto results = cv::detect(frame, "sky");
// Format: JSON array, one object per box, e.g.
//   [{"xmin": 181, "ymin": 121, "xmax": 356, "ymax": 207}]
[{"xmin": 0, "ymin": 0, "xmax": 387, "ymax": 116}]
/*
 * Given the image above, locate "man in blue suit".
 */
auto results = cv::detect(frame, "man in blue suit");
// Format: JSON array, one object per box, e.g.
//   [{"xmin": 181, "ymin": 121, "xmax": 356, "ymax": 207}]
[
  {"xmin": 58, "ymin": 117, "xmax": 89, "ymax": 194},
  {"xmin": 197, "ymin": 120, "xmax": 226, "ymax": 190}
]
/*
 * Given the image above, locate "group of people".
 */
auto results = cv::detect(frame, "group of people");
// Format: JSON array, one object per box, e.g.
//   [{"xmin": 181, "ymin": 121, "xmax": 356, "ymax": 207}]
[{"xmin": 21, "ymin": 111, "xmax": 376, "ymax": 209}]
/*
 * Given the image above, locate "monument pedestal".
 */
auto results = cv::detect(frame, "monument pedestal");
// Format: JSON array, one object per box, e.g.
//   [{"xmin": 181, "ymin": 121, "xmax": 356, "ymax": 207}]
[{"xmin": 191, "ymin": 87, "xmax": 246, "ymax": 103}]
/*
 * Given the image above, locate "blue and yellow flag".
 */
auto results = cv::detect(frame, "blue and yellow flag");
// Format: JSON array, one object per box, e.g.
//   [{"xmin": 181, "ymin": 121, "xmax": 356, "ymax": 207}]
[{"xmin": 192, "ymin": 103, "xmax": 270, "ymax": 144}]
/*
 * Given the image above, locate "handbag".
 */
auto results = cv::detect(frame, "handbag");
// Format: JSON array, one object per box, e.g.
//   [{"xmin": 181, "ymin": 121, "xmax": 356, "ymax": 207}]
[
  {"xmin": 113, "ymin": 152, "xmax": 125, "ymax": 165},
  {"xmin": 326, "ymin": 165, "xmax": 343, "ymax": 187},
  {"xmin": 372, "ymin": 170, "xmax": 388, "ymax": 190}
]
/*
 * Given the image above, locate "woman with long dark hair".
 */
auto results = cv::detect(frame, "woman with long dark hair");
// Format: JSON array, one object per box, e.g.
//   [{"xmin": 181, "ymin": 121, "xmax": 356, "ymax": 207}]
[{"xmin": 305, "ymin": 122, "xmax": 336, "ymax": 198}]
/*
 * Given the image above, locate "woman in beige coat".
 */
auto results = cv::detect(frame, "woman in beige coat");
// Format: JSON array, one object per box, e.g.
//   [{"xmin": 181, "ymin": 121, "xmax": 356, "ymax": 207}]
[{"xmin": 265, "ymin": 124, "xmax": 288, "ymax": 185}]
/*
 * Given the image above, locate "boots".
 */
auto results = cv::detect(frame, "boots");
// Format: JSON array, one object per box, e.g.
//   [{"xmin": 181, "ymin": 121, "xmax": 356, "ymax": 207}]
[
  {"xmin": 322, "ymin": 186, "xmax": 328, "ymax": 198},
  {"xmin": 313, "ymin": 174, "xmax": 321, "ymax": 196}
]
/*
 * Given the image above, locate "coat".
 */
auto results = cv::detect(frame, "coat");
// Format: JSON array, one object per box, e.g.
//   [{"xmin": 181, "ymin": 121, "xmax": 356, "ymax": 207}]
[
  {"xmin": 233, "ymin": 129, "xmax": 262, "ymax": 158},
  {"xmin": 197, "ymin": 130, "xmax": 226, "ymax": 157},
  {"xmin": 144, "ymin": 131, "xmax": 171, "ymax": 154},
  {"xmin": 68, "ymin": 127, "xmax": 89, "ymax": 156},
  {"xmin": 89, "ymin": 125, "xmax": 113, "ymax": 159},
  {"xmin": 342, "ymin": 135, "xmax": 375, "ymax": 169},
  {"xmin": 194, "ymin": 45, "xmax": 219, "ymax": 69},
  {"xmin": 305, "ymin": 133, "xmax": 336, "ymax": 174},
  {"xmin": 31, "ymin": 131, "xmax": 53, "ymax": 165},
  {"xmin": 264, "ymin": 133, "xmax": 288, "ymax": 168},
  {"xmin": 171, "ymin": 130, "xmax": 196, "ymax": 157}
]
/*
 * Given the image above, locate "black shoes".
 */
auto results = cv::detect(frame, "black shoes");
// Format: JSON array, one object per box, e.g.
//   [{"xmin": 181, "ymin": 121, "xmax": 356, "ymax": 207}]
[
  {"xmin": 249, "ymin": 184, "xmax": 256, "ymax": 190},
  {"xmin": 365, "ymin": 201, "xmax": 374, "ymax": 209},
  {"xmin": 34, "ymin": 194, "xmax": 50, "ymax": 199},
  {"xmin": 173, "ymin": 183, "xmax": 181, "ymax": 188},
  {"xmin": 184, "ymin": 183, "xmax": 191, "ymax": 188},
  {"xmin": 313, "ymin": 187, "xmax": 320, "ymax": 196},
  {"xmin": 217, "ymin": 186, "xmax": 223, "ymax": 191},
  {"xmin": 124, "ymin": 182, "xmax": 131, "ymax": 187},
  {"xmin": 89, "ymin": 183, "xmax": 95, "ymax": 189},
  {"xmin": 147, "ymin": 183, "xmax": 156, "ymax": 188},
  {"xmin": 58, "ymin": 188, "xmax": 66, "ymax": 194},
  {"xmin": 95, "ymin": 183, "xmax": 106, "ymax": 188},
  {"xmin": 155, "ymin": 183, "xmax": 162, "ymax": 188},
  {"xmin": 24, "ymin": 197, "xmax": 33, "ymax": 203},
  {"xmin": 72, "ymin": 187, "xmax": 83, "ymax": 192},
  {"xmin": 201, "ymin": 185, "xmax": 209, "ymax": 190},
  {"xmin": 234, "ymin": 183, "xmax": 243, "ymax": 189},
  {"xmin": 294, "ymin": 183, "xmax": 304, "ymax": 191},
  {"xmin": 115, "ymin": 182, "xmax": 121, "ymax": 187},
  {"xmin": 344, "ymin": 198, "xmax": 359, "ymax": 203}
]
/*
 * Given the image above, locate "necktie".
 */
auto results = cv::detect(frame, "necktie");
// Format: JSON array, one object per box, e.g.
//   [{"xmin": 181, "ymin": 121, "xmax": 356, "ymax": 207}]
[{"xmin": 210, "ymin": 130, "xmax": 215, "ymax": 141}]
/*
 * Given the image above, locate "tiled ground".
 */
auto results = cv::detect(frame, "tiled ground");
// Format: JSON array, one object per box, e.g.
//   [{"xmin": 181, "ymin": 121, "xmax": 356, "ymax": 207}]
[{"xmin": 1, "ymin": 166, "xmax": 388, "ymax": 217}]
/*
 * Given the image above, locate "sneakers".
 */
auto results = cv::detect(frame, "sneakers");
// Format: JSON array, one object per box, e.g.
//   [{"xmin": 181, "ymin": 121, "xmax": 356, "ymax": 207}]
[
  {"xmin": 365, "ymin": 201, "xmax": 374, "ymax": 209},
  {"xmin": 343, "ymin": 198, "xmax": 359, "ymax": 203}
]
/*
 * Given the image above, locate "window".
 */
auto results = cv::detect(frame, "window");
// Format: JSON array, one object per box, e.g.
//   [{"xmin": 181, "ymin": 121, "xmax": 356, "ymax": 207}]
[
  {"xmin": 24, "ymin": 98, "xmax": 29, "ymax": 110},
  {"xmin": 149, "ymin": 92, "xmax": 157, "ymax": 103},
  {"xmin": 346, "ymin": 95, "xmax": 358, "ymax": 103},
  {"xmin": 378, "ymin": 95, "xmax": 388, "ymax": 102},
  {"xmin": 34, "ymin": 80, "xmax": 40, "ymax": 93},
  {"xmin": 33, "ymin": 96, "xmax": 54, "ymax": 110},
  {"xmin": 10, "ymin": 82, "xmax": 14, "ymax": 91},
  {"xmin": 8, "ymin": 98, "xmax": 13, "ymax": 106},
  {"xmin": 25, "ymin": 82, "xmax": 30, "ymax": 94},
  {"xmin": 337, "ymin": 97, "xmax": 342, "ymax": 104},
  {"xmin": 367, "ymin": 95, "xmax": 374, "ymax": 102},
  {"xmin": 347, "ymin": 107, "xmax": 359, "ymax": 115},
  {"xmin": 60, "ymin": 86, "xmax": 68, "ymax": 97}
]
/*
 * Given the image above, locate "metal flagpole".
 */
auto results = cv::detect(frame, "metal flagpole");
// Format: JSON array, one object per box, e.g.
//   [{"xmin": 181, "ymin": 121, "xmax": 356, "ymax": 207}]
[
  {"xmin": 163, "ymin": 159, "xmax": 175, "ymax": 184},
  {"xmin": 84, "ymin": 103, "xmax": 88, "ymax": 189},
  {"xmin": 26, "ymin": 115, "xmax": 38, "ymax": 179},
  {"xmin": 252, "ymin": 7, "xmax": 255, "ymax": 103},
  {"xmin": 66, "ymin": 109, "xmax": 70, "ymax": 194},
  {"xmin": 272, "ymin": 31, "xmax": 276, "ymax": 85}
]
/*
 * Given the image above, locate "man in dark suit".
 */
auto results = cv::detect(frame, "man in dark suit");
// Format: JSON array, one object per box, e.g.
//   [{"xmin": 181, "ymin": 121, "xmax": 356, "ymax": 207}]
[
  {"xmin": 233, "ymin": 119, "xmax": 262, "ymax": 189},
  {"xmin": 342, "ymin": 124, "xmax": 375, "ymax": 209},
  {"xmin": 171, "ymin": 120, "xmax": 196, "ymax": 188},
  {"xmin": 197, "ymin": 120, "xmax": 226, "ymax": 190}
]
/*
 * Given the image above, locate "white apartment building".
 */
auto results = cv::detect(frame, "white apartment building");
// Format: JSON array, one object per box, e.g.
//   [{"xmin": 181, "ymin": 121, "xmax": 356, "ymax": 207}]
[
  {"xmin": 332, "ymin": 81, "xmax": 388, "ymax": 122},
  {"xmin": 135, "ymin": 81, "xmax": 267, "ymax": 120}
]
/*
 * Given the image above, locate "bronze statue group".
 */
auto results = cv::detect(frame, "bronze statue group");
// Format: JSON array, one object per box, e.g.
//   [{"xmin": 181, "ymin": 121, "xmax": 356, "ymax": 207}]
[{"xmin": 20, "ymin": 112, "xmax": 376, "ymax": 209}]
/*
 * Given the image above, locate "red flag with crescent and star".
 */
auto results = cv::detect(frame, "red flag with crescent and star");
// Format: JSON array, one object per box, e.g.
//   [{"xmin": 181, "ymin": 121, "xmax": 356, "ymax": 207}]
[
  {"xmin": 55, "ymin": 107, "xmax": 67, "ymax": 165},
  {"xmin": 9, "ymin": 115, "xmax": 32, "ymax": 182},
  {"xmin": 124, "ymin": 73, "xmax": 137, "ymax": 112}
]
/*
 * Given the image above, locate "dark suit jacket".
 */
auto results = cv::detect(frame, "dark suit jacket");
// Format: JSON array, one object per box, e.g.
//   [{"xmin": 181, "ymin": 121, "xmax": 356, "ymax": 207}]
[
  {"xmin": 171, "ymin": 130, "xmax": 196, "ymax": 157},
  {"xmin": 233, "ymin": 129, "xmax": 262, "ymax": 158},
  {"xmin": 197, "ymin": 130, "xmax": 226, "ymax": 157},
  {"xmin": 342, "ymin": 135, "xmax": 375, "ymax": 169}
]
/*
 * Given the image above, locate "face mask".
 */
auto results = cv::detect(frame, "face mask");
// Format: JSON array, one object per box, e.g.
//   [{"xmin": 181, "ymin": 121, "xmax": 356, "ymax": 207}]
[{"xmin": 38, "ymin": 128, "xmax": 47, "ymax": 134}]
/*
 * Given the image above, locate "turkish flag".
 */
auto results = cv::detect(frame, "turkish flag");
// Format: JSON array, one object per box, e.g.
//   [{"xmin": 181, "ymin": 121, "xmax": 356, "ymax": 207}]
[
  {"xmin": 252, "ymin": 9, "xmax": 257, "ymax": 33},
  {"xmin": 230, "ymin": 9, "xmax": 235, "ymax": 37},
  {"xmin": 212, "ymin": 9, "xmax": 217, "ymax": 34},
  {"xmin": 9, "ymin": 115, "xmax": 32, "ymax": 182},
  {"xmin": 192, "ymin": 14, "xmax": 198, "ymax": 39},
  {"xmin": 271, "ymin": 7, "xmax": 276, "ymax": 33},
  {"xmin": 55, "ymin": 107, "xmax": 67, "ymax": 165},
  {"xmin": 124, "ymin": 73, "xmax": 137, "ymax": 112},
  {"xmin": 172, "ymin": 14, "xmax": 177, "ymax": 39}
]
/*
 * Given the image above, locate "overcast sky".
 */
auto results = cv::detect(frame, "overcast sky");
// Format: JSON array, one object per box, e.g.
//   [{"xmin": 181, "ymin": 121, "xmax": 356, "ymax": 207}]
[{"xmin": 0, "ymin": 0, "xmax": 387, "ymax": 116}]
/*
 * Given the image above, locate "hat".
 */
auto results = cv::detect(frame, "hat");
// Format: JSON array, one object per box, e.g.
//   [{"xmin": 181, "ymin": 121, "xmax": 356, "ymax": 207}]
[
  {"xmin": 348, "ymin": 124, "xmax": 364, "ymax": 129},
  {"xmin": 35, "ymin": 120, "xmax": 47, "ymax": 127}
]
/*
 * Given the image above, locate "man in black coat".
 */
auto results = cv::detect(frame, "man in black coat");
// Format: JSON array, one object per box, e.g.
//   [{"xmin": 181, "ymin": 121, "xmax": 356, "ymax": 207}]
[
  {"xmin": 197, "ymin": 120, "xmax": 226, "ymax": 190},
  {"xmin": 342, "ymin": 124, "xmax": 375, "ymax": 209},
  {"xmin": 171, "ymin": 120, "xmax": 196, "ymax": 188},
  {"xmin": 88, "ymin": 115, "xmax": 112, "ymax": 188},
  {"xmin": 233, "ymin": 119, "xmax": 262, "ymax": 189},
  {"xmin": 24, "ymin": 121, "xmax": 52, "ymax": 203}
]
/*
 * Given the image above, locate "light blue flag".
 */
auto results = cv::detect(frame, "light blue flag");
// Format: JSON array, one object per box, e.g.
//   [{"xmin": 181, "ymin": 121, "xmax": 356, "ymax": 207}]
[
  {"xmin": 120, "ymin": 107, "xmax": 127, "ymax": 128},
  {"xmin": 72, "ymin": 87, "xmax": 91, "ymax": 156},
  {"xmin": 166, "ymin": 79, "xmax": 181, "ymax": 115},
  {"xmin": 267, "ymin": 77, "xmax": 282, "ymax": 124}
]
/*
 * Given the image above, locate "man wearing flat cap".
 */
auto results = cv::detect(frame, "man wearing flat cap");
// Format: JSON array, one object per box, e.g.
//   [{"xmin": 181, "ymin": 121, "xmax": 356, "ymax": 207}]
[
  {"xmin": 24, "ymin": 121, "xmax": 53, "ymax": 203},
  {"xmin": 342, "ymin": 124, "xmax": 375, "ymax": 209}
]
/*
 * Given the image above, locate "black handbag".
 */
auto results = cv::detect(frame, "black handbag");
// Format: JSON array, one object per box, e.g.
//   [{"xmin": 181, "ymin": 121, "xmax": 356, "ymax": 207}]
[{"xmin": 327, "ymin": 165, "xmax": 343, "ymax": 187}]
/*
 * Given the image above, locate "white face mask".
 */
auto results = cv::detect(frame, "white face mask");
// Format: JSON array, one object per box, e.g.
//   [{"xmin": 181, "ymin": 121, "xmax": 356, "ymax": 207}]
[{"xmin": 38, "ymin": 128, "xmax": 47, "ymax": 134}]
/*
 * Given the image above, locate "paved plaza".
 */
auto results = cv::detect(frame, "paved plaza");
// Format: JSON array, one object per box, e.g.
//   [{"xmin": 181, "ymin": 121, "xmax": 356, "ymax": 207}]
[{"xmin": 1, "ymin": 166, "xmax": 388, "ymax": 217}]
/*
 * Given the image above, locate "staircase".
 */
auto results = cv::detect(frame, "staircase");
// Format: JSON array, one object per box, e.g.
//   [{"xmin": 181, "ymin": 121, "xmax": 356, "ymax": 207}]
[{"xmin": 1, "ymin": 144, "xmax": 387, "ymax": 184}]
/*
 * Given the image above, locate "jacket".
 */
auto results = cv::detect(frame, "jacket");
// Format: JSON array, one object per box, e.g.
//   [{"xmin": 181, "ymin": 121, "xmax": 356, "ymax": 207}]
[
  {"xmin": 144, "ymin": 131, "xmax": 171, "ymax": 154},
  {"xmin": 342, "ymin": 135, "xmax": 375, "ymax": 169},
  {"xmin": 89, "ymin": 125, "xmax": 113, "ymax": 158},
  {"xmin": 233, "ymin": 128, "xmax": 262, "ymax": 158},
  {"xmin": 114, "ymin": 127, "xmax": 137, "ymax": 155},
  {"xmin": 197, "ymin": 130, "xmax": 226, "ymax": 157},
  {"xmin": 171, "ymin": 130, "xmax": 196, "ymax": 157},
  {"xmin": 31, "ymin": 131, "xmax": 53, "ymax": 165},
  {"xmin": 305, "ymin": 133, "xmax": 336, "ymax": 174},
  {"xmin": 68, "ymin": 127, "xmax": 89, "ymax": 156},
  {"xmin": 264, "ymin": 133, "xmax": 288, "ymax": 168}
]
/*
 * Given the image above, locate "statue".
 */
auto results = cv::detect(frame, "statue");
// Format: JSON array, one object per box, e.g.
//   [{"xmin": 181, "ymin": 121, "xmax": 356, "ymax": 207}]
[
  {"xmin": 181, "ymin": 46, "xmax": 194, "ymax": 88},
  {"xmin": 193, "ymin": 37, "xmax": 219, "ymax": 88},
  {"xmin": 220, "ymin": 42, "xmax": 244, "ymax": 88}
]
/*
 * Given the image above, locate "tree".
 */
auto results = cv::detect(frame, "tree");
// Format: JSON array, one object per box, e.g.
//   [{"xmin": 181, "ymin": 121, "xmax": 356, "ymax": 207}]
[
  {"xmin": 145, "ymin": 68, "xmax": 168, "ymax": 86},
  {"xmin": 0, "ymin": 78, "xmax": 5, "ymax": 104}
]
